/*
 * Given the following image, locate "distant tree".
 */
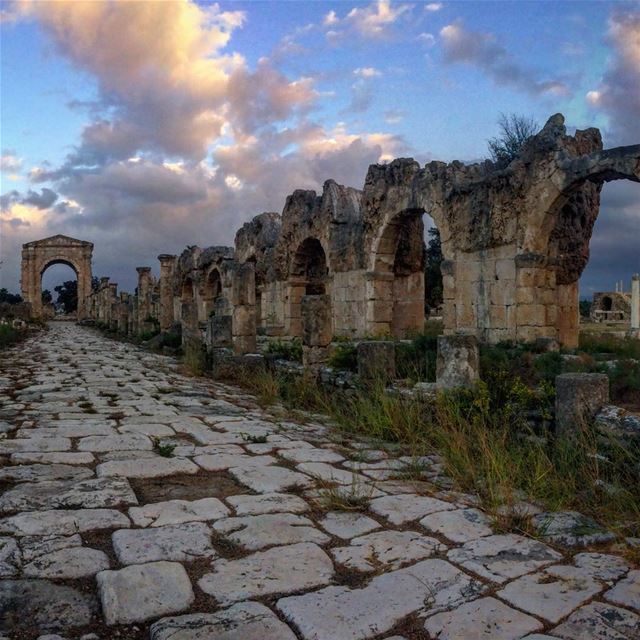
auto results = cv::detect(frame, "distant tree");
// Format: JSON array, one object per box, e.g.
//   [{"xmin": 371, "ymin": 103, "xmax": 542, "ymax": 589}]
[
  {"xmin": 579, "ymin": 299, "xmax": 592, "ymax": 318},
  {"xmin": 488, "ymin": 113, "xmax": 538, "ymax": 167},
  {"xmin": 425, "ymin": 227, "xmax": 443, "ymax": 312},
  {"xmin": 0, "ymin": 288, "xmax": 22, "ymax": 304},
  {"xmin": 54, "ymin": 280, "xmax": 78, "ymax": 314},
  {"xmin": 41, "ymin": 289, "xmax": 52, "ymax": 305},
  {"xmin": 91, "ymin": 276, "xmax": 100, "ymax": 292}
]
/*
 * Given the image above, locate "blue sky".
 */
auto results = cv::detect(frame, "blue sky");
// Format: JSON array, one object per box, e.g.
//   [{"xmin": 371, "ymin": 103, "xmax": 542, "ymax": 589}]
[{"xmin": 1, "ymin": 0, "xmax": 638, "ymax": 296}]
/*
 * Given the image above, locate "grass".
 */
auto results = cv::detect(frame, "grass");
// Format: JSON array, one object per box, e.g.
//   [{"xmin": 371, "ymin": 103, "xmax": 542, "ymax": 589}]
[
  {"xmin": 226, "ymin": 365, "xmax": 640, "ymax": 537},
  {"xmin": 152, "ymin": 437, "xmax": 176, "ymax": 458},
  {"xmin": 265, "ymin": 337, "xmax": 303, "ymax": 362},
  {"xmin": 182, "ymin": 341, "xmax": 208, "ymax": 376}
]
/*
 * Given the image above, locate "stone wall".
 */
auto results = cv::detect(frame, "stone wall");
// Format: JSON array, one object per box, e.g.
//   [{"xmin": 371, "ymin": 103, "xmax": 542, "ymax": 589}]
[{"xmin": 78, "ymin": 113, "xmax": 639, "ymax": 355}]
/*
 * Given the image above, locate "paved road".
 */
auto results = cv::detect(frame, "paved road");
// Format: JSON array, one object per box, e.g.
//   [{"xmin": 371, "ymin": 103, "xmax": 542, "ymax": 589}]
[{"xmin": 0, "ymin": 323, "xmax": 637, "ymax": 639}]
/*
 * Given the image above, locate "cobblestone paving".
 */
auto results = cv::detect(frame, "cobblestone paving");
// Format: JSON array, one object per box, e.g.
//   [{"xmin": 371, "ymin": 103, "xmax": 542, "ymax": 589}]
[{"xmin": 0, "ymin": 323, "xmax": 638, "ymax": 640}]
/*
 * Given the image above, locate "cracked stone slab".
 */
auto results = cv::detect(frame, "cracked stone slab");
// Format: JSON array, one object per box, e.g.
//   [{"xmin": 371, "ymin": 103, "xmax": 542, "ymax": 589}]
[
  {"xmin": 319, "ymin": 511, "xmax": 380, "ymax": 539},
  {"xmin": 604, "ymin": 569, "xmax": 640, "ymax": 612},
  {"xmin": 193, "ymin": 453, "xmax": 274, "ymax": 471},
  {"xmin": 77, "ymin": 433, "xmax": 153, "ymax": 452},
  {"xmin": 420, "ymin": 507, "xmax": 493, "ymax": 543},
  {"xmin": 531, "ymin": 511, "xmax": 615, "ymax": 547},
  {"xmin": 226, "ymin": 492, "xmax": 309, "ymax": 515},
  {"xmin": 128, "ymin": 498, "xmax": 230, "ymax": 527},
  {"xmin": 112, "ymin": 522, "xmax": 217, "ymax": 564},
  {"xmin": 97, "ymin": 561, "xmax": 194, "ymax": 625},
  {"xmin": 0, "ymin": 508, "xmax": 130, "ymax": 536},
  {"xmin": 0, "ymin": 579, "xmax": 97, "ymax": 633},
  {"xmin": 551, "ymin": 601, "xmax": 640, "ymax": 639},
  {"xmin": 149, "ymin": 602, "xmax": 297, "ymax": 640},
  {"xmin": 279, "ymin": 447, "xmax": 345, "ymax": 464},
  {"xmin": 0, "ymin": 477, "xmax": 137, "ymax": 512},
  {"xmin": 497, "ymin": 566, "xmax": 602, "ymax": 623},
  {"xmin": 19, "ymin": 534, "xmax": 82, "ymax": 562},
  {"xmin": 566, "ymin": 553, "xmax": 631, "ymax": 583},
  {"xmin": 0, "ymin": 537, "xmax": 20, "ymax": 577},
  {"xmin": 369, "ymin": 493, "xmax": 455, "ymax": 525},
  {"xmin": 198, "ymin": 542, "xmax": 334, "ymax": 605},
  {"xmin": 0, "ymin": 437, "xmax": 71, "ymax": 454},
  {"xmin": 0, "ymin": 463, "xmax": 94, "ymax": 483},
  {"xmin": 23, "ymin": 546, "xmax": 110, "ymax": 579},
  {"xmin": 230, "ymin": 464, "xmax": 314, "ymax": 493},
  {"xmin": 213, "ymin": 513, "xmax": 329, "ymax": 550},
  {"xmin": 11, "ymin": 452, "xmax": 95, "ymax": 465},
  {"xmin": 17, "ymin": 423, "xmax": 116, "ymax": 438},
  {"xmin": 296, "ymin": 462, "xmax": 371, "ymax": 486},
  {"xmin": 96, "ymin": 457, "xmax": 199, "ymax": 478},
  {"xmin": 277, "ymin": 558, "xmax": 484, "ymax": 640},
  {"xmin": 424, "ymin": 597, "xmax": 543, "ymax": 640},
  {"xmin": 331, "ymin": 530, "xmax": 445, "ymax": 572},
  {"xmin": 119, "ymin": 423, "xmax": 176, "ymax": 437},
  {"xmin": 447, "ymin": 534, "xmax": 562, "ymax": 583}
]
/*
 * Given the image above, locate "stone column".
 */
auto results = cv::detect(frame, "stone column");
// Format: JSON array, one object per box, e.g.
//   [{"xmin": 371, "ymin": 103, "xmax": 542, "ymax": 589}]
[
  {"xmin": 364, "ymin": 271, "xmax": 394, "ymax": 337},
  {"xmin": 631, "ymin": 274, "xmax": 640, "ymax": 331},
  {"xmin": 555, "ymin": 373, "xmax": 609, "ymax": 437},
  {"xmin": 158, "ymin": 255, "xmax": 177, "ymax": 332},
  {"xmin": 107, "ymin": 283, "xmax": 118, "ymax": 328},
  {"xmin": 301, "ymin": 294, "xmax": 332, "ymax": 366},
  {"xmin": 136, "ymin": 267, "xmax": 153, "ymax": 334},
  {"xmin": 231, "ymin": 263, "xmax": 256, "ymax": 355},
  {"xmin": 436, "ymin": 335, "xmax": 479, "ymax": 389}
]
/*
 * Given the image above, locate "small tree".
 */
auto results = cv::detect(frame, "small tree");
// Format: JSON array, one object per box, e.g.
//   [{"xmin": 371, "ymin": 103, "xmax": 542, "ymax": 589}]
[
  {"xmin": 488, "ymin": 113, "xmax": 538, "ymax": 167},
  {"xmin": 41, "ymin": 290, "xmax": 52, "ymax": 305},
  {"xmin": 425, "ymin": 227, "xmax": 443, "ymax": 312},
  {"xmin": 0, "ymin": 288, "xmax": 22, "ymax": 304},
  {"xmin": 54, "ymin": 280, "xmax": 78, "ymax": 314}
]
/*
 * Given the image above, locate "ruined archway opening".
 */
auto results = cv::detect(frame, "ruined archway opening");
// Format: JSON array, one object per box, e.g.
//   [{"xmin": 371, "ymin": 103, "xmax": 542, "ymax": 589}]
[
  {"xmin": 202, "ymin": 268, "xmax": 223, "ymax": 317},
  {"xmin": 245, "ymin": 256, "xmax": 264, "ymax": 329},
  {"xmin": 41, "ymin": 261, "xmax": 79, "ymax": 319},
  {"xmin": 292, "ymin": 238, "xmax": 329, "ymax": 296}
]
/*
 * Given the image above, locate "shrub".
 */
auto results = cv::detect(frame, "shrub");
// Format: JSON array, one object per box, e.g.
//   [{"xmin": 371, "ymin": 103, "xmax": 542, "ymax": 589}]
[
  {"xmin": 265, "ymin": 338, "xmax": 303, "ymax": 362},
  {"xmin": 183, "ymin": 342, "xmax": 208, "ymax": 376},
  {"xmin": 0, "ymin": 325, "xmax": 20, "ymax": 349},
  {"xmin": 328, "ymin": 342, "xmax": 357, "ymax": 371},
  {"xmin": 160, "ymin": 332, "xmax": 182, "ymax": 349}
]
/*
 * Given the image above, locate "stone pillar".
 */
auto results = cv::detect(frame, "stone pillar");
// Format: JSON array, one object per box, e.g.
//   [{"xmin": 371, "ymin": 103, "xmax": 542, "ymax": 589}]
[
  {"xmin": 301, "ymin": 294, "xmax": 332, "ymax": 366},
  {"xmin": 231, "ymin": 263, "xmax": 256, "ymax": 355},
  {"xmin": 364, "ymin": 271, "xmax": 394, "ymax": 336},
  {"xmin": 136, "ymin": 267, "xmax": 153, "ymax": 334},
  {"xmin": 206, "ymin": 315, "xmax": 233, "ymax": 348},
  {"xmin": 357, "ymin": 341, "xmax": 396, "ymax": 381},
  {"xmin": 107, "ymin": 283, "xmax": 118, "ymax": 329},
  {"xmin": 117, "ymin": 293, "xmax": 129, "ymax": 334},
  {"xmin": 284, "ymin": 276, "xmax": 306, "ymax": 337},
  {"xmin": 555, "ymin": 373, "xmax": 609, "ymax": 436},
  {"xmin": 515, "ymin": 252, "xmax": 556, "ymax": 344},
  {"xmin": 631, "ymin": 274, "xmax": 640, "ymax": 331},
  {"xmin": 436, "ymin": 335, "xmax": 479, "ymax": 389},
  {"xmin": 158, "ymin": 255, "xmax": 177, "ymax": 332}
]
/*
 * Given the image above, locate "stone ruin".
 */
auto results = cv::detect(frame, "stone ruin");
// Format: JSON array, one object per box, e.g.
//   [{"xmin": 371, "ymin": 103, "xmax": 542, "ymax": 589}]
[
  {"xmin": 20, "ymin": 114, "xmax": 640, "ymax": 363},
  {"xmin": 591, "ymin": 290, "xmax": 632, "ymax": 324}
]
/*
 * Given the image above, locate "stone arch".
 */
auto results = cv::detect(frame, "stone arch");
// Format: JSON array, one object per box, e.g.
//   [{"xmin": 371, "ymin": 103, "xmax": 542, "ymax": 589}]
[
  {"xmin": 367, "ymin": 208, "xmax": 429, "ymax": 338},
  {"xmin": 602, "ymin": 295, "xmax": 613, "ymax": 312},
  {"xmin": 285, "ymin": 237, "xmax": 331, "ymax": 338},
  {"xmin": 202, "ymin": 267, "xmax": 224, "ymax": 317},
  {"xmin": 21, "ymin": 235, "xmax": 93, "ymax": 319},
  {"xmin": 180, "ymin": 273, "xmax": 199, "ymax": 343}
]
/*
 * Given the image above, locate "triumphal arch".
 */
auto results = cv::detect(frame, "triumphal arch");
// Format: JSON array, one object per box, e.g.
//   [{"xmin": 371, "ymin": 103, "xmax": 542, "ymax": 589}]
[{"xmin": 21, "ymin": 234, "xmax": 93, "ymax": 319}]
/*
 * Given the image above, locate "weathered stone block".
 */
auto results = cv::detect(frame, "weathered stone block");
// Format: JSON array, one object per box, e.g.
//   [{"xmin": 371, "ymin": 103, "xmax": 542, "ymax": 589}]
[
  {"xmin": 357, "ymin": 341, "xmax": 396, "ymax": 381},
  {"xmin": 206, "ymin": 315, "xmax": 232, "ymax": 348},
  {"xmin": 436, "ymin": 335, "xmax": 479, "ymax": 389},
  {"xmin": 301, "ymin": 295, "xmax": 332, "ymax": 347},
  {"xmin": 555, "ymin": 373, "xmax": 609, "ymax": 436}
]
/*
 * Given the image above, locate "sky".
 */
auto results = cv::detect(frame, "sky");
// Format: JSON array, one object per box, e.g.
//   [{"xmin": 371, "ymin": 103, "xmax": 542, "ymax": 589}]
[{"xmin": 0, "ymin": 0, "xmax": 638, "ymax": 298}]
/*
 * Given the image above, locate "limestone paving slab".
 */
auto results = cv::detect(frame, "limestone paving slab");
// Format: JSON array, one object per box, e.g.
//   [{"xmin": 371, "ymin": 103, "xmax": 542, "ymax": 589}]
[
  {"xmin": 198, "ymin": 542, "xmax": 334, "ymax": 604},
  {"xmin": 570, "ymin": 553, "xmax": 631, "ymax": 583},
  {"xmin": 604, "ymin": 569, "xmax": 640, "ymax": 612},
  {"xmin": 77, "ymin": 433, "xmax": 153, "ymax": 452},
  {"xmin": 532, "ymin": 511, "xmax": 615, "ymax": 547},
  {"xmin": 0, "ymin": 477, "xmax": 137, "ymax": 512},
  {"xmin": 551, "ymin": 601, "xmax": 640, "ymax": 639},
  {"xmin": 497, "ymin": 566, "xmax": 603, "ymax": 623},
  {"xmin": 230, "ymin": 463, "xmax": 314, "ymax": 493},
  {"xmin": 19, "ymin": 533, "xmax": 83, "ymax": 562},
  {"xmin": 277, "ymin": 558, "xmax": 485, "ymax": 640},
  {"xmin": 10, "ymin": 452, "xmax": 95, "ymax": 465},
  {"xmin": 193, "ymin": 453, "xmax": 274, "ymax": 471},
  {"xmin": 226, "ymin": 492, "xmax": 309, "ymax": 515},
  {"xmin": 319, "ymin": 511, "xmax": 380, "ymax": 539},
  {"xmin": 0, "ymin": 537, "xmax": 20, "ymax": 577},
  {"xmin": 213, "ymin": 513, "xmax": 330, "ymax": 550},
  {"xmin": 96, "ymin": 456, "xmax": 199, "ymax": 478},
  {"xmin": 370, "ymin": 493, "xmax": 455, "ymax": 524},
  {"xmin": 0, "ymin": 508, "xmax": 130, "ymax": 536},
  {"xmin": 97, "ymin": 561, "xmax": 195, "ymax": 625},
  {"xmin": 0, "ymin": 463, "xmax": 94, "ymax": 483},
  {"xmin": 149, "ymin": 602, "xmax": 298, "ymax": 640},
  {"xmin": 128, "ymin": 498, "xmax": 230, "ymax": 527},
  {"xmin": 22, "ymin": 546, "xmax": 110, "ymax": 579},
  {"xmin": 112, "ymin": 522, "xmax": 217, "ymax": 564},
  {"xmin": 423, "ymin": 597, "xmax": 543, "ymax": 640},
  {"xmin": 447, "ymin": 534, "xmax": 563, "ymax": 583},
  {"xmin": 279, "ymin": 447, "xmax": 345, "ymax": 464},
  {"xmin": 296, "ymin": 461, "xmax": 371, "ymax": 485},
  {"xmin": 0, "ymin": 437, "xmax": 71, "ymax": 454},
  {"xmin": 331, "ymin": 530, "xmax": 445, "ymax": 572},
  {"xmin": 420, "ymin": 507, "xmax": 493, "ymax": 543}
]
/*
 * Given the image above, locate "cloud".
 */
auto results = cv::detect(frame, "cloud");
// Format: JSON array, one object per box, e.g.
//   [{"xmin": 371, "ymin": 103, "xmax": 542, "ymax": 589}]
[
  {"xmin": 1, "ymin": 187, "xmax": 58, "ymax": 211},
  {"xmin": 325, "ymin": 0, "xmax": 414, "ymax": 42},
  {"xmin": 354, "ymin": 67, "xmax": 382, "ymax": 78},
  {"xmin": 342, "ymin": 80, "xmax": 375, "ymax": 113},
  {"xmin": 440, "ymin": 21, "xmax": 573, "ymax": 97},
  {"xmin": 0, "ymin": 150, "xmax": 22, "ymax": 172},
  {"xmin": 585, "ymin": 8, "xmax": 640, "ymax": 146},
  {"xmin": 418, "ymin": 32, "xmax": 436, "ymax": 46},
  {"xmin": 384, "ymin": 109, "xmax": 406, "ymax": 124},
  {"xmin": 425, "ymin": 3, "xmax": 442, "ymax": 12}
]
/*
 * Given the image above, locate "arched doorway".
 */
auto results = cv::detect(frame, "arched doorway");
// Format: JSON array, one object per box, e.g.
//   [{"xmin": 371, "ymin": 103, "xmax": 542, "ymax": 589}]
[
  {"xmin": 286, "ymin": 238, "xmax": 330, "ymax": 338},
  {"xmin": 21, "ymin": 235, "xmax": 93, "ymax": 319},
  {"xmin": 41, "ymin": 261, "xmax": 78, "ymax": 319},
  {"xmin": 202, "ymin": 268, "xmax": 224, "ymax": 318},
  {"xmin": 180, "ymin": 275, "xmax": 199, "ymax": 343}
]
